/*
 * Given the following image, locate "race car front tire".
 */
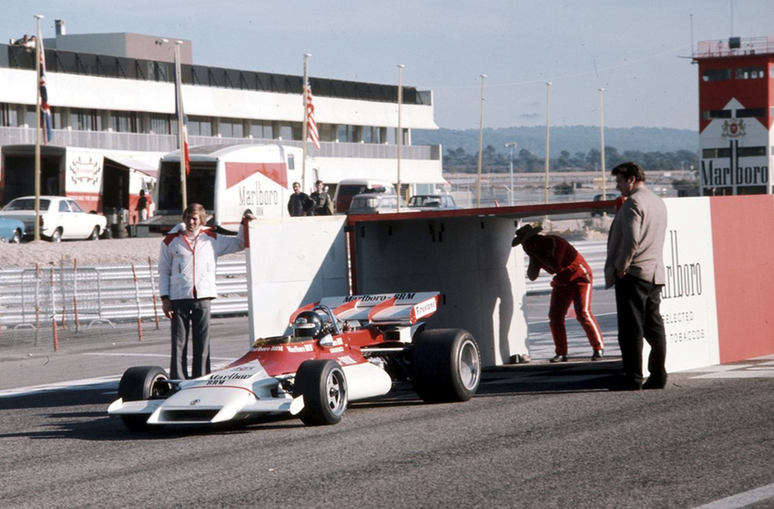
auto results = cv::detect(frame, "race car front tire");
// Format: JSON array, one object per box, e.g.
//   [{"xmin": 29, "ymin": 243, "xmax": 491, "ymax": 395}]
[
  {"xmin": 412, "ymin": 328, "xmax": 481, "ymax": 403},
  {"xmin": 294, "ymin": 360, "xmax": 348, "ymax": 426},
  {"xmin": 117, "ymin": 365, "xmax": 169, "ymax": 431}
]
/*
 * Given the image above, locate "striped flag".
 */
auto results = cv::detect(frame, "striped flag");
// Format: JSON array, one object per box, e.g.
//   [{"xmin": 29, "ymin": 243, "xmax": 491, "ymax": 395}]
[
  {"xmin": 37, "ymin": 28, "xmax": 53, "ymax": 144},
  {"xmin": 173, "ymin": 63, "xmax": 190, "ymax": 175},
  {"xmin": 305, "ymin": 81, "xmax": 320, "ymax": 150}
]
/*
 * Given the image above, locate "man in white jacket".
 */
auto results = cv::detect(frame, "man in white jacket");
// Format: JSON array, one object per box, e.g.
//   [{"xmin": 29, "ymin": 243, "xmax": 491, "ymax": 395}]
[{"xmin": 158, "ymin": 203, "xmax": 254, "ymax": 379}]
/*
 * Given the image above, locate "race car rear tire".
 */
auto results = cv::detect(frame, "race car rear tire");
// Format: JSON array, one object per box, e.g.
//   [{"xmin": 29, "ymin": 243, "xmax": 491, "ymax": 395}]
[
  {"xmin": 412, "ymin": 329, "xmax": 481, "ymax": 403},
  {"xmin": 117, "ymin": 365, "xmax": 169, "ymax": 432},
  {"xmin": 294, "ymin": 360, "xmax": 348, "ymax": 426}
]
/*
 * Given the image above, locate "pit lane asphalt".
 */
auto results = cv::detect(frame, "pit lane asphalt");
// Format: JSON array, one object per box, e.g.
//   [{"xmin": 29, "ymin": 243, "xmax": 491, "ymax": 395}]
[{"xmin": 1, "ymin": 311, "xmax": 773, "ymax": 508}]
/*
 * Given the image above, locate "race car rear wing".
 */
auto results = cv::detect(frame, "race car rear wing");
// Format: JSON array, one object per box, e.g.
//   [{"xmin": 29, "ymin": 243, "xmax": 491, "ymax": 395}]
[{"xmin": 289, "ymin": 292, "xmax": 440, "ymax": 326}]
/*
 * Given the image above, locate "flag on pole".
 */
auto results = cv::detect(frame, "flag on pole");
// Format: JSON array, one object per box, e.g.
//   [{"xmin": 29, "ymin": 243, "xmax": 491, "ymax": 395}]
[
  {"xmin": 305, "ymin": 81, "xmax": 320, "ymax": 150},
  {"xmin": 37, "ymin": 29, "xmax": 53, "ymax": 144},
  {"xmin": 173, "ymin": 68, "xmax": 190, "ymax": 175}
]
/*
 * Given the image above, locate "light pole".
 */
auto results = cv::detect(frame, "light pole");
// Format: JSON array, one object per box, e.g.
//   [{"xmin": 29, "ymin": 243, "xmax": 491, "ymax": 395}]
[
  {"xmin": 476, "ymin": 74, "xmax": 486, "ymax": 208},
  {"xmin": 599, "ymin": 87, "xmax": 606, "ymax": 201},
  {"xmin": 505, "ymin": 142, "xmax": 517, "ymax": 206},
  {"xmin": 544, "ymin": 82, "xmax": 552, "ymax": 207}
]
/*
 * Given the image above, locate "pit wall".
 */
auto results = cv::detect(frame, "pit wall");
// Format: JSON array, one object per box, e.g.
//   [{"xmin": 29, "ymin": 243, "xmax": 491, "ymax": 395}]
[{"xmin": 244, "ymin": 195, "xmax": 774, "ymax": 370}]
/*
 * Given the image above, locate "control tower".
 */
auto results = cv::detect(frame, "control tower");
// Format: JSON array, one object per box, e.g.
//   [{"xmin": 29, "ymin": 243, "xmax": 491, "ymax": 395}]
[{"xmin": 693, "ymin": 36, "xmax": 774, "ymax": 196}]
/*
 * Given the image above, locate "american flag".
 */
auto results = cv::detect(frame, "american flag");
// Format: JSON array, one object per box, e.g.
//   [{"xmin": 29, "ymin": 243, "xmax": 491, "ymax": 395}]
[
  {"xmin": 37, "ymin": 29, "xmax": 53, "ymax": 144},
  {"xmin": 306, "ymin": 81, "xmax": 320, "ymax": 150},
  {"xmin": 173, "ymin": 66, "xmax": 190, "ymax": 175}
]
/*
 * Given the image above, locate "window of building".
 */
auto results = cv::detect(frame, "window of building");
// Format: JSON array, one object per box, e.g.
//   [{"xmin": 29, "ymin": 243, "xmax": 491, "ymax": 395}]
[
  {"xmin": 0, "ymin": 103, "xmax": 19, "ymax": 127},
  {"xmin": 71, "ymin": 108, "xmax": 102, "ymax": 131},
  {"xmin": 702, "ymin": 148, "xmax": 731, "ymax": 158},
  {"xmin": 337, "ymin": 124, "xmax": 356, "ymax": 143},
  {"xmin": 735, "ymin": 66, "xmax": 764, "ymax": 79},
  {"xmin": 701, "ymin": 110, "xmax": 732, "ymax": 120},
  {"xmin": 702, "ymin": 69, "xmax": 731, "ymax": 81},
  {"xmin": 277, "ymin": 122, "xmax": 301, "ymax": 140},
  {"xmin": 219, "ymin": 118, "xmax": 244, "ymax": 138},
  {"xmin": 320, "ymin": 124, "xmax": 336, "ymax": 142},
  {"xmin": 187, "ymin": 116, "xmax": 212, "ymax": 136},
  {"xmin": 736, "ymin": 108, "xmax": 766, "ymax": 118},
  {"xmin": 363, "ymin": 126, "xmax": 382, "ymax": 144},
  {"xmin": 737, "ymin": 146, "xmax": 766, "ymax": 157},
  {"xmin": 250, "ymin": 121, "xmax": 273, "ymax": 139},
  {"xmin": 149, "ymin": 113, "xmax": 170, "ymax": 134},
  {"xmin": 111, "ymin": 111, "xmax": 137, "ymax": 133}
]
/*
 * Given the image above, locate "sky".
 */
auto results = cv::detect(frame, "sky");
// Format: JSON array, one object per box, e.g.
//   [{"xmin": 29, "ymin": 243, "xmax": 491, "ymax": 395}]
[{"xmin": 2, "ymin": 0, "xmax": 773, "ymax": 131}]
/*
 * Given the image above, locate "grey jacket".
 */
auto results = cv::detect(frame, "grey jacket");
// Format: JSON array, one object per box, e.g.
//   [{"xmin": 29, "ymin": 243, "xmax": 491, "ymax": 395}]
[{"xmin": 605, "ymin": 185, "xmax": 667, "ymax": 289}]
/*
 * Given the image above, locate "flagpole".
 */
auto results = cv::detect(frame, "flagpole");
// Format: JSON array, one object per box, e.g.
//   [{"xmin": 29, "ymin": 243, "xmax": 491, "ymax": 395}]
[
  {"xmin": 301, "ymin": 53, "xmax": 311, "ymax": 194},
  {"xmin": 396, "ymin": 64, "xmax": 404, "ymax": 212},
  {"xmin": 34, "ymin": 14, "xmax": 44, "ymax": 242},
  {"xmin": 174, "ymin": 41, "xmax": 187, "ymax": 211}
]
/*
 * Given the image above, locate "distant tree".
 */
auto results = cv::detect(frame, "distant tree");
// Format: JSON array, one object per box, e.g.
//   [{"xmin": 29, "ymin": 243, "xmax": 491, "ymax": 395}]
[{"xmin": 553, "ymin": 182, "xmax": 575, "ymax": 195}]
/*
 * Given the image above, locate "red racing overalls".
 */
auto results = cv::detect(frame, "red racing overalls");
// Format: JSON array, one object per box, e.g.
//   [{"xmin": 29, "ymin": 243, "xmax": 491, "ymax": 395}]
[{"xmin": 523, "ymin": 235, "xmax": 604, "ymax": 356}]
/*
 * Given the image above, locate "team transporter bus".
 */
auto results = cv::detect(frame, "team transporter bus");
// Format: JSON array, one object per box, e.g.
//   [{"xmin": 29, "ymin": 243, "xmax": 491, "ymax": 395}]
[{"xmin": 146, "ymin": 144, "xmax": 319, "ymax": 232}]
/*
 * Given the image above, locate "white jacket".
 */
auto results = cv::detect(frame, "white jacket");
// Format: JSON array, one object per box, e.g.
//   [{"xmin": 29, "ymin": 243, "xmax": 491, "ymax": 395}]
[{"xmin": 158, "ymin": 225, "xmax": 245, "ymax": 301}]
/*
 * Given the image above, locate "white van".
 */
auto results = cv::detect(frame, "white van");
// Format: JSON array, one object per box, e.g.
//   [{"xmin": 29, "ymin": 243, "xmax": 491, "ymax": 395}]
[{"xmin": 333, "ymin": 178, "xmax": 395, "ymax": 214}]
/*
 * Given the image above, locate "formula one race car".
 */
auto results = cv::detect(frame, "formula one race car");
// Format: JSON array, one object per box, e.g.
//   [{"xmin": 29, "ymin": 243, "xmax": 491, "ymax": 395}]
[{"xmin": 108, "ymin": 292, "xmax": 481, "ymax": 431}]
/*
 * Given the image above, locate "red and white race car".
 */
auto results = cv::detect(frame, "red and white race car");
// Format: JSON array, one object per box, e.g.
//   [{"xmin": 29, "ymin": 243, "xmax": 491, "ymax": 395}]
[{"xmin": 108, "ymin": 291, "xmax": 481, "ymax": 431}]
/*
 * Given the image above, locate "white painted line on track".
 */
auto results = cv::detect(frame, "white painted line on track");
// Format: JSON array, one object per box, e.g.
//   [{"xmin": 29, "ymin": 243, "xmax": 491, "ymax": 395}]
[
  {"xmin": 0, "ymin": 362, "xmax": 231, "ymax": 399},
  {"xmin": 82, "ymin": 352, "xmax": 233, "ymax": 361},
  {"xmin": 692, "ymin": 482, "xmax": 774, "ymax": 508}
]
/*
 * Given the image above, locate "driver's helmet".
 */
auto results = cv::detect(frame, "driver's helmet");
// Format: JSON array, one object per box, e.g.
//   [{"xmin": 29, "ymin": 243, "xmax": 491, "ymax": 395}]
[{"xmin": 292, "ymin": 311, "xmax": 323, "ymax": 339}]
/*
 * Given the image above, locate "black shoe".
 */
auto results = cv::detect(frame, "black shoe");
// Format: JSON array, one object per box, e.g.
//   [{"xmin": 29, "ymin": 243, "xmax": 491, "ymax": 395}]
[
  {"xmin": 609, "ymin": 380, "xmax": 642, "ymax": 391},
  {"xmin": 549, "ymin": 354, "xmax": 568, "ymax": 363},
  {"xmin": 591, "ymin": 349, "xmax": 604, "ymax": 361},
  {"xmin": 643, "ymin": 375, "xmax": 668, "ymax": 390}
]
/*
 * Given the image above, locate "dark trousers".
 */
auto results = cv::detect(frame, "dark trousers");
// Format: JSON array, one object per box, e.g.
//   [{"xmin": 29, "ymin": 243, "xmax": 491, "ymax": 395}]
[
  {"xmin": 614, "ymin": 275, "xmax": 667, "ymax": 385},
  {"xmin": 170, "ymin": 299, "xmax": 212, "ymax": 379}
]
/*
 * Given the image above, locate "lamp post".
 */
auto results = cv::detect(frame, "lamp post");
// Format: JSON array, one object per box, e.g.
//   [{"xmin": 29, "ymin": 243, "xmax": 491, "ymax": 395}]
[
  {"xmin": 476, "ymin": 74, "xmax": 486, "ymax": 208},
  {"xmin": 504, "ymin": 142, "xmax": 517, "ymax": 206},
  {"xmin": 543, "ymin": 82, "xmax": 552, "ymax": 207},
  {"xmin": 599, "ymin": 87, "xmax": 606, "ymax": 201},
  {"xmin": 397, "ymin": 64, "xmax": 404, "ymax": 212}
]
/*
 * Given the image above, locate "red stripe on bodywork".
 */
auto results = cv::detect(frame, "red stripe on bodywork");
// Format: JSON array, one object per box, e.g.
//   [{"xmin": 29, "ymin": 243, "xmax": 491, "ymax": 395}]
[
  {"xmin": 225, "ymin": 162, "xmax": 288, "ymax": 189},
  {"xmin": 368, "ymin": 297, "xmax": 397, "ymax": 323},
  {"xmin": 288, "ymin": 301, "xmax": 320, "ymax": 325},
  {"xmin": 333, "ymin": 299, "xmax": 359, "ymax": 316}
]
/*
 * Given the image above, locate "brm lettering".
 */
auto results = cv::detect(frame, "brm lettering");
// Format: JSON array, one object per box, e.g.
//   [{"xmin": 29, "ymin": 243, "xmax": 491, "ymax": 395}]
[
  {"xmin": 662, "ymin": 230, "xmax": 702, "ymax": 300},
  {"xmin": 238, "ymin": 181, "xmax": 279, "ymax": 207}
]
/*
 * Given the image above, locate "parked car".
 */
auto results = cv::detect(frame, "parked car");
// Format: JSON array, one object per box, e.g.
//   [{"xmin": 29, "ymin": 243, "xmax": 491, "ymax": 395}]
[
  {"xmin": 333, "ymin": 178, "xmax": 395, "ymax": 213},
  {"xmin": 0, "ymin": 196, "xmax": 107, "ymax": 242},
  {"xmin": 347, "ymin": 192, "xmax": 412, "ymax": 215},
  {"xmin": 407, "ymin": 194, "xmax": 460, "ymax": 210},
  {"xmin": 0, "ymin": 216, "xmax": 25, "ymax": 243}
]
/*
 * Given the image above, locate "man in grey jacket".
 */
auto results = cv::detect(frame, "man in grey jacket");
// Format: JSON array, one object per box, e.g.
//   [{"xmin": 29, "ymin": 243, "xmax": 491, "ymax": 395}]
[{"xmin": 605, "ymin": 162, "xmax": 668, "ymax": 391}]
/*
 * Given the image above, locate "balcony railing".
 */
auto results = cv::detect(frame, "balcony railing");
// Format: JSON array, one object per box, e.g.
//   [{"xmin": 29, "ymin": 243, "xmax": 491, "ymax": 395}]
[
  {"xmin": 694, "ymin": 36, "xmax": 774, "ymax": 58},
  {"xmin": 0, "ymin": 126, "xmax": 440, "ymax": 160}
]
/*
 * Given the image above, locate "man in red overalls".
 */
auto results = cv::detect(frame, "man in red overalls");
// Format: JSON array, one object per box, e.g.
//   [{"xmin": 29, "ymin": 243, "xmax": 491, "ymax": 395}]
[{"xmin": 512, "ymin": 224, "xmax": 604, "ymax": 362}]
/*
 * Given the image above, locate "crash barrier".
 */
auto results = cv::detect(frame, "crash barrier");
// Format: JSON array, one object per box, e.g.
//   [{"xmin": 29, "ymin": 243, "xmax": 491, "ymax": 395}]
[{"xmin": 0, "ymin": 257, "xmax": 248, "ymax": 350}]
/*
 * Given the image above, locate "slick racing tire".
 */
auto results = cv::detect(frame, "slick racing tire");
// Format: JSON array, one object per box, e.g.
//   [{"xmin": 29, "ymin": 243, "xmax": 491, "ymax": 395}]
[
  {"xmin": 412, "ymin": 329, "xmax": 481, "ymax": 403},
  {"xmin": 117, "ymin": 365, "xmax": 170, "ymax": 432},
  {"xmin": 294, "ymin": 360, "xmax": 348, "ymax": 426}
]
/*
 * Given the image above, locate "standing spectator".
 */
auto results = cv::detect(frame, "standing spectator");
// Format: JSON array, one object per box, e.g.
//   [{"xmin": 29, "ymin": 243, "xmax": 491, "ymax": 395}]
[
  {"xmin": 287, "ymin": 181, "xmax": 312, "ymax": 217},
  {"xmin": 309, "ymin": 179, "xmax": 333, "ymax": 216},
  {"xmin": 605, "ymin": 161, "xmax": 668, "ymax": 391},
  {"xmin": 512, "ymin": 224, "xmax": 604, "ymax": 362},
  {"xmin": 136, "ymin": 189, "xmax": 149, "ymax": 222},
  {"xmin": 158, "ymin": 203, "xmax": 255, "ymax": 379}
]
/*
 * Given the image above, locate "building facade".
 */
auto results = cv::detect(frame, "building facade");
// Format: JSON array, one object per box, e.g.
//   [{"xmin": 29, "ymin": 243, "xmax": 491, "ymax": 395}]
[
  {"xmin": 694, "ymin": 36, "xmax": 774, "ymax": 196},
  {"xmin": 0, "ymin": 26, "xmax": 444, "ymax": 203}
]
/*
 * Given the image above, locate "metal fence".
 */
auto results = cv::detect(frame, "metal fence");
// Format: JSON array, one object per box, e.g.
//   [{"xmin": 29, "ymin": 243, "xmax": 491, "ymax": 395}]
[{"xmin": 0, "ymin": 257, "xmax": 248, "ymax": 351}]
